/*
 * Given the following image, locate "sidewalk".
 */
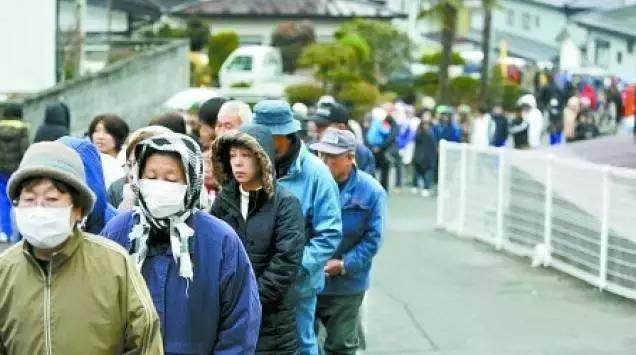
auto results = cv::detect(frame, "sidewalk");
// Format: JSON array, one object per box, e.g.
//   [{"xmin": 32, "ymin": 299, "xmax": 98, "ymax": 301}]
[{"xmin": 361, "ymin": 192, "xmax": 636, "ymax": 354}]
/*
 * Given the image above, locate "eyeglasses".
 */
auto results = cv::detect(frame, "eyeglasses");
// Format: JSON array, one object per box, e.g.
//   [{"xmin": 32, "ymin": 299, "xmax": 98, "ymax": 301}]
[{"xmin": 16, "ymin": 197, "xmax": 71, "ymax": 209}]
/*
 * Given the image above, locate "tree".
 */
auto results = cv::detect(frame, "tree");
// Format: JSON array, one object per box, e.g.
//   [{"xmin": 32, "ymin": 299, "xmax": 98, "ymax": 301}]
[
  {"xmin": 208, "ymin": 31, "xmax": 239, "ymax": 84},
  {"xmin": 186, "ymin": 18, "xmax": 211, "ymax": 51},
  {"xmin": 421, "ymin": 51, "xmax": 465, "ymax": 66},
  {"xmin": 480, "ymin": 0, "xmax": 497, "ymax": 103},
  {"xmin": 271, "ymin": 21, "xmax": 316, "ymax": 73},
  {"xmin": 336, "ymin": 19, "xmax": 411, "ymax": 85},
  {"xmin": 420, "ymin": 0, "xmax": 464, "ymax": 104},
  {"xmin": 298, "ymin": 42, "xmax": 358, "ymax": 93}
]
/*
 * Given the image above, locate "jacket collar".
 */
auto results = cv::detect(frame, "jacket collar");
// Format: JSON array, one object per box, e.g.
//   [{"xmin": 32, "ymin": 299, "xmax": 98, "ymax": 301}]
[
  {"xmin": 340, "ymin": 166, "xmax": 359, "ymax": 205},
  {"xmin": 284, "ymin": 143, "xmax": 309, "ymax": 179},
  {"xmin": 23, "ymin": 227, "xmax": 83, "ymax": 269}
]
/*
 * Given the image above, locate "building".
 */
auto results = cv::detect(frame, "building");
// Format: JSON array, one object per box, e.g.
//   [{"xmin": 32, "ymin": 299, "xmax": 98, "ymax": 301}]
[
  {"xmin": 573, "ymin": 4, "xmax": 636, "ymax": 81},
  {"xmin": 169, "ymin": 0, "xmax": 406, "ymax": 44},
  {"xmin": 469, "ymin": 0, "xmax": 633, "ymax": 66}
]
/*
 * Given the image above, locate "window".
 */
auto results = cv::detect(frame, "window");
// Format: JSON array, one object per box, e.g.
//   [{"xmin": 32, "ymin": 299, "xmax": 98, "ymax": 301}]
[
  {"xmin": 506, "ymin": 9, "xmax": 514, "ymax": 26},
  {"xmin": 536, "ymin": 15, "xmax": 540, "ymax": 28},
  {"xmin": 617, "ymin": 51, "xmax": 623, "ymax": 64},
  {"xmin": 226, "ymin": 55, "xmax": 253, "ymax": 72},
  {"xmin": 594, "ymin": 39, "xmax": 610, "ymax": 68},
  {"xmin": 522, "ymin": 13, "xmax": 531, "ymax": 30}
]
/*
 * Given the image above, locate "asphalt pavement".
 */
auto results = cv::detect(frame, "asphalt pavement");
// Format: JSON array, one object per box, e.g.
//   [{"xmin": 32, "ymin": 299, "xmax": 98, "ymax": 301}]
[{"xmin": 360, "ymin": 191, "xmax": 636, "ymax": 355}]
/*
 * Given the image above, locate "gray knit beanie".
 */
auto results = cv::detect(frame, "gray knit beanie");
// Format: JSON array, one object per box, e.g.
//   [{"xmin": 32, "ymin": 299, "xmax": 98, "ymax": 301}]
[{"xmin": 7, "ymin": 141, "xmax": 96, "ymax": 215}]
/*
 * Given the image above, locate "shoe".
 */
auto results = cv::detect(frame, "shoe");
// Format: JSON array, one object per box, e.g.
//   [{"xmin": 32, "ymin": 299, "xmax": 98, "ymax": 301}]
[
  {"xmin": 411, "ymin": 187, "xmax": 418, "ymax": 194},
  {"xmin": 420, "ymin": 189, "xmax": 431, "ymax": 197}
]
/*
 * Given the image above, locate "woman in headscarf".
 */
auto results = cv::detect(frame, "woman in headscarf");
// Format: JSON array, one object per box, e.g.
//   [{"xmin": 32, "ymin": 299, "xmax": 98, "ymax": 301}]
[
  {"xmin": 100, "ymin": 133, "xmax": 261, "ymax": 355},
  {"xmin": 210, "ymin": 124, "xmax": 305, "ymax": 355}
]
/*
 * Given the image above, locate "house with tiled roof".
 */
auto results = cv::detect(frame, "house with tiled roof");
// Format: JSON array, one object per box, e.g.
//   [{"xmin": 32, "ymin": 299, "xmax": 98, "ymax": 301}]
[{"xmin": 169, "ymin": 0, "xmax": 406, "ymax": 44}]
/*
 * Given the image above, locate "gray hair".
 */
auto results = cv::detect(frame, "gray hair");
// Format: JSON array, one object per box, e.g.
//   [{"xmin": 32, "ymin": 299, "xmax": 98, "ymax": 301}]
[{"xmin": 218, "ymin": 100, "xmax": 252, "ymax": 125}]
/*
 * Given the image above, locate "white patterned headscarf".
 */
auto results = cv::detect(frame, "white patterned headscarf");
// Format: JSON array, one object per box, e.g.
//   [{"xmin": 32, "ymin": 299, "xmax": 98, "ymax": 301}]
[{"xmin": 129, "ymin": 133, "xmax": 203, "ymax": 282}]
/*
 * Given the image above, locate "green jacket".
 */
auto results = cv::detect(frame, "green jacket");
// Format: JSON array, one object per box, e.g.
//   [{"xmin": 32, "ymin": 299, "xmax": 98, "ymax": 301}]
[{"xmin": 0, "ymin": 229, "xmax": 163, "ymax": 355}]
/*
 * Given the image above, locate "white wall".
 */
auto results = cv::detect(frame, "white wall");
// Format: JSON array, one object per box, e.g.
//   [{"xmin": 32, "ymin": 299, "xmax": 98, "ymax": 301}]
[{"xmin": 0, "ymin": 0, "xmax": 56, "ymax": 94}]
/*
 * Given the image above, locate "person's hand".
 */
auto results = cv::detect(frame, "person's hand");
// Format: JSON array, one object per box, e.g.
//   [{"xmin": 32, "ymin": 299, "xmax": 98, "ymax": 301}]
[{"xmin": 324, "ymin": 259, "xmax": 344, "ymax": 277}]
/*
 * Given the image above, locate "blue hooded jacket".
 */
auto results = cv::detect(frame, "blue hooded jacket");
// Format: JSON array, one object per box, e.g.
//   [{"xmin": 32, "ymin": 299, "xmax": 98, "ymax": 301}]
[
  {"xmin": 100, "ymin": 210, "xmax": 261, "ymax": 355},
  {"xmin": 58, "ymin": 136, "xmax": 117, "ymax": 234},
  {"xmin": 278, "ymin": 143, "xmax": 342, "ymax": 297}
]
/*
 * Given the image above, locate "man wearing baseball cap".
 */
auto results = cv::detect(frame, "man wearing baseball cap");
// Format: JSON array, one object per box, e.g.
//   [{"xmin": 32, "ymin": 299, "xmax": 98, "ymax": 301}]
[
  {"xmin": 310, "ymin": 128, "xmax": 386, "ymax": 355},
  {"xmin": 0, "ymin": 141, "xmax": 162, "ymax": 354},
  {"xmin": 253, "ymin": 99, "xmax": 342, "ymax": 355},
  {"xmin": 308, "ymin": 102, "xmax": 376, "ymax": 175}
]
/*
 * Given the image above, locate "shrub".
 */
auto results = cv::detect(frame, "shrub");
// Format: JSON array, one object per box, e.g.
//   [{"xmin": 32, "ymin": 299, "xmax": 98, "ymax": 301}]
[
  {"xmin": 415, "ymin": 72, "xmax": 439, "ymax": 97},
  {"xmin": 208, "ymin": 31, "xmax": 239, "ymax": 84},
  {"xmin": 502, "ymin": 83, "xmax": 522, "ymax": 111},
  {"xmin": 285, "ymin": 84, "xmax": 325, "ymax": 106},
  {"xmin": 449, "ymin": 76, "xmax": 480, "ymax": 106},
  {"xmin": 420, "ymin": 51, "xmax": 465, "ymax": 66},
  {"xmin": 337, "ymin": 81, "xmax": 380, "ymax": 120}
]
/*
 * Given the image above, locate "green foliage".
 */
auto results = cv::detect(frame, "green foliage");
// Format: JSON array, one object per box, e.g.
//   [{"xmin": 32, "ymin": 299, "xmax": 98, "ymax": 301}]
[
  {"xmin": 208, "ymin": 31, "xmax": 239, "ymax": 83},
  {"xmin": 421, "ymin": 51, "xmax": 465, "ymax": 66},
  {"xmin": 415, "ymin": 72, "xmax": 439, "ymax": 97},
  {"xmin": 448, "ymin": 76, "xmax": 480, "ymax": 106},
  {"xmin": 336, "ymin": 19, "xmax": 411, "ymax": 84},
  {"xmin": 186, "ymin": 18, "xmax": 211, "ymax": 51},
  {"xmin": 298, "ymin": 43, "xmax": 358, "ymax": 91},
  {"xmin": 155, "ymin": 23, "xmax": 187, "ymax": 38},
  {"xmin": 285, "ymin": 84, "xmax": 325, "ymax": 106},
  {"xmin": 337, "ymin": 81, "xmax": 380, "ymax": 120},
  {"xmin": 502, "ymin": 83, "xmax": 522, "ymax": 111},
  {"xmin": 271, "ymin": 21, "xmax": 316, "ymax": 73}
]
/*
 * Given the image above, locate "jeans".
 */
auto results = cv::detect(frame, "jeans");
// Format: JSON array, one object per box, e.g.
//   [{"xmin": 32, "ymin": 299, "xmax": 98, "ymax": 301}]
[
  {"xmin": 297, "ymin": 293, "xmax": 319, "ymax": 355},
  {"xmin": 316, "ymin": 294, "xmax": 365, "ymax": 355},
  {"xmin": 394, "ymin": 159, "xmax": 403, "ymax": 188}
]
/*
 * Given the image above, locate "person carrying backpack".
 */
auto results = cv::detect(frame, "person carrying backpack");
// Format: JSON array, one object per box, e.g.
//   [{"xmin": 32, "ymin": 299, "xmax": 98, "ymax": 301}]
[{"xmin": 0, "ymin": 103, "xmax": 29, "ymax": 242}]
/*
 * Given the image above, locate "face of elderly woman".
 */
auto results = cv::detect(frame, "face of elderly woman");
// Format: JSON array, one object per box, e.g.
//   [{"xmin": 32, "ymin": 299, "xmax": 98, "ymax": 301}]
[{"xmin": 141, "ymin": 153, "xmax": 186, "ymax": 184}]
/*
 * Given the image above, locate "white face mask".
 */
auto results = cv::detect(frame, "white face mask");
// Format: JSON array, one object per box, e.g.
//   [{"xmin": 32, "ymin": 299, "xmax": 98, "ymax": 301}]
[
  {"xmin": 139, "ymin": 179, "xmax": 187, "ymax": 219},
  {"xmin": 15, "ymin": 206, "xmax": 74, "ymax": 250}
]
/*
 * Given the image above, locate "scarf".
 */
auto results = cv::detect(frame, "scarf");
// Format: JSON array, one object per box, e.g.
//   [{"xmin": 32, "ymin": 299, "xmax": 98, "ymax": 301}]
[{"xmin": 130, "ymin": 133, "xmax": 203, "ymax": 282}]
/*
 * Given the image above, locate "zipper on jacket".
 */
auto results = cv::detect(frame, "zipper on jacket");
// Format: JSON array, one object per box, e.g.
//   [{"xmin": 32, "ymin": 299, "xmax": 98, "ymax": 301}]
[
  {"xmin": 24, "ymin": 252, "xmax": 53, "ymax": 355},
  {"xmin": 44, "ymin": 262, "xmax": 53, "ymax": 355}
]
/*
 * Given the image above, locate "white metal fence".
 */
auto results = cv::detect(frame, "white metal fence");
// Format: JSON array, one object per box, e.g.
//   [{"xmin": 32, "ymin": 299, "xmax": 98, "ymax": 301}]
[{"xmin": 437, "ymin": 141, "xmax": 636, "ymax": 300}]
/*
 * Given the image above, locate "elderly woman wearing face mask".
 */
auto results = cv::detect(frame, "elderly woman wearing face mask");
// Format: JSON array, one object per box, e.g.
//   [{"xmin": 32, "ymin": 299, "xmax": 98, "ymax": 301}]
[
  {"xmin": 0, "ymin": 141, "xmax": 162, "ymax": 354},
  {"xmin": 100, "ymin": 133, "xmax": 261, "ymax": 355}
]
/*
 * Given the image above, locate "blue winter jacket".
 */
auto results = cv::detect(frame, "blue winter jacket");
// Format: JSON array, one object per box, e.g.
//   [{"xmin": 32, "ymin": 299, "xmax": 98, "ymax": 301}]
[
  {"xmin": 100, "ymin": 210, "xmax": 261, "ymax": 355},
  {"xmin": 278, "ymin": 144, "xmax": 342, "ymax": 297},
  {"xmin": 433, "ymin": 122, "xmax": 462, "ymax": 143},
  {"xmin": 58, "ymin": 136, "xmax": 117, "ymax": 234},
  {"xmin": 321, "ymin": 168, "xmax": 386, "ymax": 295}
]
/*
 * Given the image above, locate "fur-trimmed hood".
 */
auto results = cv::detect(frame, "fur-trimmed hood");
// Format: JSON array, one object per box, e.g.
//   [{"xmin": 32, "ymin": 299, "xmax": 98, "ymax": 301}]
[{"xmin": 211, "ymin": 124, "xmax": 275, "ymax": 197}]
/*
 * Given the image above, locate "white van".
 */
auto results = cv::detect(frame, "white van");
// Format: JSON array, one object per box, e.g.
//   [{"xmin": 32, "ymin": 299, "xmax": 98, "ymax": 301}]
[{"xmin": 219, "ymin": 46, "xmax": 283, "ymax": 89}]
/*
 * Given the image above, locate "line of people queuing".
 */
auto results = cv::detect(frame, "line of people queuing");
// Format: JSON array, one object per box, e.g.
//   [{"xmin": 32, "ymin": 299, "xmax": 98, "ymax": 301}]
[{"xmin": 0, "ymin": 97, "xmax": 386, "ymax": 355}]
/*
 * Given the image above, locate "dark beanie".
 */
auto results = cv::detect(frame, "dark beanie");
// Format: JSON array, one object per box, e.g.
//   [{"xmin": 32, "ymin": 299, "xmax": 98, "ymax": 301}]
[{"xmin": 198, "ymin": 97, "xmax": 228, "ymax": 126}]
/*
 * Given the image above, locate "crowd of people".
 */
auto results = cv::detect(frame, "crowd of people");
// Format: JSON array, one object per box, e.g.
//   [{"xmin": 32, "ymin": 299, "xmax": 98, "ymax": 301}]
[
  {"xmin": 0, "ymin": 96, "xmax": 386, "ymax": 355},
  {"xmin": 0, "ymin": 71, "xmax": 633, "ymax": 353}
]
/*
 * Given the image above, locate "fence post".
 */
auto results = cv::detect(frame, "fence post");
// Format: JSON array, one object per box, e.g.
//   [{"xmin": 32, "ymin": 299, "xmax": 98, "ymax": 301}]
[
  {"xmin": 599, "ymin": 166, "xmax": 610, "ymax": 290},
  {"xmin": 458, "ymin": 143, "xmax": 468, "ymax": 235},
  {"xmin": 543, "ymin": 154, "xmax": 553, "ymax": 267},
  {"xmin": 495, "ymin": 148, "xmax": 505, "ymax": 250},
  {"xmin": 436, "ymin": 140, "xmax": 447, "ymax": 228}
]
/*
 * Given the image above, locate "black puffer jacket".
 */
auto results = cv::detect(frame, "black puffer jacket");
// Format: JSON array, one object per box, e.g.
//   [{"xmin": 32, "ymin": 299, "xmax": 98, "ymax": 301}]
[
  {"xmin": 33, "ymin": 102, "xmax": 70, "ymax": 142},
  {"xmin": 210, "ymin": 124, "xmax": 305, "ymax": 355}
]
